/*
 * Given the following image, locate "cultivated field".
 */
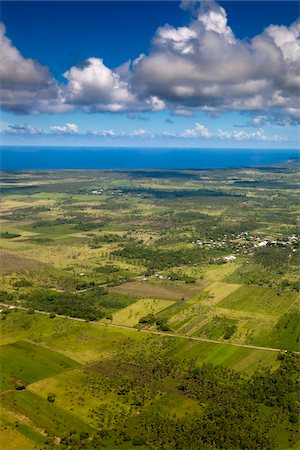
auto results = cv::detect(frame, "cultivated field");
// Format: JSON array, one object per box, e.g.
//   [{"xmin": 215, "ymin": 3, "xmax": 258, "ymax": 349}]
[
  {"xmin": 0, "ymin": 166, "xmax": 299, "ymax": 449},
  {"xmin": 112, "ymin": 298, "xmax": 176, "ymax": 326},
  {"xmin": 109, "ymin": 281, "xmax": 198, "ymax": 300}
]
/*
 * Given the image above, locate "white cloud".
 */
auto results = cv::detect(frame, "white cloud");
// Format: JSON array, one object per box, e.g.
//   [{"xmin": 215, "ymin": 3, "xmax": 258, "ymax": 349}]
[
  {"xmin": 63, "ymin": 57, "xmax": 137, "ymax": 113},
  {"xmin": 49, "ymin": 123, "xmax": 79, "ymax": 134},
  {"xmin": 89, "ymin": 128, "xmax": 152, "ymax": 138},
  {"xmin": 1, "ymin": 2, "xmax": 299, "ymax": 125},
  {"xmin": 90, "ymin": 129, "xmax": 117, "ymax": 137},
  {"xmin": 1, "ymin": 121, "xmax": 291, "ymax": 143},
  {"xmin": 218, "ymin": 128, "xmax": 267, "ymax": 141},
  {"xmin": 198, "ymin": 2, "xmax": 235, "ymax": 44},
  {"xmin": 154, "ymin": 26, "xmax": 197, "ymax": 55},
  {"xmin": 0, "ymin": 24, "xmax": 67, "ymax": 114},
  {"xmin": 126, "ymin": 128, "xmax": 150, "ymax": 137},
  {"xmin": 180, "ymin": 122, "xmax": 211, "ymax": 138},
  {"xmin": 131, "ymin": 1, "xmax": 300, "ymax": 123}
]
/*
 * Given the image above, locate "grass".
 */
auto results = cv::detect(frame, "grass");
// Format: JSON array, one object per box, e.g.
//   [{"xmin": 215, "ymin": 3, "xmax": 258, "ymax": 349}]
[
  {"xmin": 1, "ymin": 389, "xmax": 94, "ymax": 437},
  {"xmin": 0, "ymin": 311, "xmax": 148, "ymax": 363},
  {"xmin": 1, "ymin": 168, "xmax": 299, "ymax": 448},
  {"xmin": 219, "ymin": 285, "xmax": 299, "ymax": 316},
  {"xmin": 254, "ymin": 310, "xmax": 300, "ymax": 352},
  {"xmin": 0, "ymin": 428, "xmax": 39, "ymax": 450},
  {"xmin": 196, "ymin": 316, "xmax": 237, "ymax": 340},
  {"xmin": 202, "ymin": 343, "xmax": 279, "ymax": 373},
  {"xmin": 28, "ymin": 368, "xmax": 131, "ymax": 429},
  {"xmin": 112, "ymin": 298, "xmax": 176, "ymax": 326},
  {"xmin": 203, "ymin": 263, "xmax": 241, "ymax": 282},
  {"xmin": 0, "ymin": 340, "xmax": 79, "ymax": 391},
  {"xmin": 201, "ymin": 281, "xmax": 242, "ymax": 305}
]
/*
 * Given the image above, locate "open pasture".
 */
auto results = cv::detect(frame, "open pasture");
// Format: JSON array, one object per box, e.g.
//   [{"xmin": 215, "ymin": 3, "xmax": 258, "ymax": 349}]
[
  {"xmin": 254, "ymin": 310, "xmax": 300, "ymax": 352},
  {"xmin": 112, "ymin": 298, "xmax": 175, "ymax": 326},
  {"xmin": 1, "ymin": 389, "xmax": 94, "ymax": 442},
  {"xmin": 201, "ymin": 281, "xmax": 242, "ymax": 305},
  {"xmin": 0, "ymin": 340, "xmax": 79, "ymax": 391},
  {"xmin": 0, "ymin": 428, "xmax": 39, "ymax": 450},
  {"xmin": 219, "ymin": 285, "xmax": 299, "ymax": 316},
  {"xmin": 203, "ymin": 263, "xmax": 241, "ymax": 282},
  {"xmin": 0, "ymin": 311, "xmax": 148, "ymax": 363},
  {"xmin": 28, "ymin": 368, "xmax": 133, "ymax": 430}
]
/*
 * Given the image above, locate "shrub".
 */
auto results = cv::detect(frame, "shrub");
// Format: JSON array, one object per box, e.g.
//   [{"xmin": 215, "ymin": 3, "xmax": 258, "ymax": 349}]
[
  {"xmin": 47, "ymin": 393, "xmax": 56, "ymax": 403},
  {"xmin": 15, "ymin": 381, "xmax": 26, "ymax": 390},
  {"xmin": 132, "ymin": 436, "xmax": 145, "ymax": 446}
]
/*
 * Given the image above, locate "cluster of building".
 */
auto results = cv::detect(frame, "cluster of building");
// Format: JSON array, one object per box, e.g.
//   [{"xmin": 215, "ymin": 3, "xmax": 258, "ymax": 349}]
[{"xmin": 193, "ymin": 232, "xmax": 299, "ymax": 256}]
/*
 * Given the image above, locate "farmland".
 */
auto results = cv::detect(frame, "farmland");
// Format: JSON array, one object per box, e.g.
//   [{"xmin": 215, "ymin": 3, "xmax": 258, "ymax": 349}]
[{"xmin": 0, "ymin": 164, "xmax": 299, "ymax": 449}]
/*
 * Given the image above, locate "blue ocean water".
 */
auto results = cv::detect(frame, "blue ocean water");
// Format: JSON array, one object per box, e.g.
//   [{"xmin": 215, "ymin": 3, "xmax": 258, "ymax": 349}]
[{"xmin": 0, "ymin": 147, "xmax": 299, "ymax": 170}]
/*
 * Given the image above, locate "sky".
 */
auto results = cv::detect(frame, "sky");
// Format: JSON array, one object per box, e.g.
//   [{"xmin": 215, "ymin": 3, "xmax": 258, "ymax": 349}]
[{"xmin": 0, "ymin": 0, "xmax": 299, "ymax": 148}]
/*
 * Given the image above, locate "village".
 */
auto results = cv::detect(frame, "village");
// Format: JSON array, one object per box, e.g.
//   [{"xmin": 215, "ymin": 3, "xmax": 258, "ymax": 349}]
[{"xmin": 194, "ymin": 232, "xmax": 299, "ymax": 256}]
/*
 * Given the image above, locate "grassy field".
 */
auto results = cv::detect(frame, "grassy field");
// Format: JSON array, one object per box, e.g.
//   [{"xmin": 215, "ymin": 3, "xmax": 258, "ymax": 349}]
[
  {"xmin": 0, "ymin": 340, "xmax": 79, "ymax": 391},
  {"xmin": 254, "ymin": 310, "xmax": 300, "ymax": 352},
  {"xmin": 112, "ymin": 298, "xmax": 176, "ymax": 326},
  {"xmin": 0, "ymin": 429, "xmax": 39, "ymax": 450},
  {"xmin": 0, "ymin": 167, "xmax": 299, "ymax": 449},
  {"xmin": 219, "ymin": 285, "xmax": 299, "ymax": 316},
  {"xmin": 201, "ymin": 281, "xmax": 242, "ymax": 305},
  {"xmin": 0, "ymin": 306, "xmax": 297, "ymax": 449}
]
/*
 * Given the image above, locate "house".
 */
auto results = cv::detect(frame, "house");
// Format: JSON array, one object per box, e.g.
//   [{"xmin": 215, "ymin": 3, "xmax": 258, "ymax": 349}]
[
  {"xmin": 257, "ymin": 240, "xmax": 268, "ymax": 247},
  {"xmin": 223, "ymin": 255, "xmax": 236, "ymax": 262}
]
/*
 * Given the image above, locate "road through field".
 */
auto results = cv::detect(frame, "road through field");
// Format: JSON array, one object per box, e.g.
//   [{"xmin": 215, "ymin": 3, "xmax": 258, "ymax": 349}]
[{"xmin": 1, "ymin": 303, "xmax": 299, "ymax": 355}]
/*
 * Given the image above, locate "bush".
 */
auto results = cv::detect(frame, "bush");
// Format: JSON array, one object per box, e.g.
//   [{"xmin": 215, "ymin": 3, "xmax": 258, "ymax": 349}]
[
  {"xmin": 15, "ymin": 381, "xmax": 26, "ymax": 390},
  {"xmin": 224, "ymin": 325, "xmax": 237, "ymax": 340},
  {"xmin": 139, "ymin": 314, "xmax": 155, "ymax": 324},
  {"xmin": 47, "ymin": 393, "xmax": 56, "ymax": 403},
  {"xmin": 132, "ymin": 436, "xmax": 145, "ymax": 446},
  {"xmin": 155, "ymin": 317, "xmax": 170, "ymax": 331}
]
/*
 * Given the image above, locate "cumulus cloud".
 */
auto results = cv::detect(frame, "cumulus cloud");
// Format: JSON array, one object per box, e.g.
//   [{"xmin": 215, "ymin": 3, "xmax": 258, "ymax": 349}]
[
  {"xmin": 218, "ymin": 128, "xmax": 267, "ymax": 141},
  {"xmin": 0, "ymin": 24, "xmax": 69, "ymax": 114},
  {"xmin": 1, "ymin": 121, "xmax": 290, "ymax": 142},
  {"xmin": 93, "ymin": 128, "xmax": 153, "ymax": 137},
  {"xmin": 0, "ymin": 1, "xmax": 299, "ymax": 123},
  {"xmin": 89, "ymin": 129, "xmax": 117, "ymax": 137},
  {"xmin": 62, "ymin": 58, "xmax": 137, "ymax": 113},
  {"xmin": 180, "ymin": 122, "xmax": 211, "ymax": 138},
  {"xmin": 49, "ymin": 123, "xmax": 79, "ymax": 134},
  {"xmin": 131, "ymin": 0, "xmax": 300, "ymax": 123}
]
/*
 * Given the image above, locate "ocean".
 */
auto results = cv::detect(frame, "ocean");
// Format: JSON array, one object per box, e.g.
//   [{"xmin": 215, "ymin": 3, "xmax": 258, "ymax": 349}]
[{"xmin": 0, "ymin": 147, "xmax": 299, "ymax": 170}]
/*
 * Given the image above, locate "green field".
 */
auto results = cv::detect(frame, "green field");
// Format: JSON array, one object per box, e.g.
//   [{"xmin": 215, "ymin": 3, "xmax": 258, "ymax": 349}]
[
  {"xmin": 219, "ymin": 285, "xmax": 299, "ymax": 315},
  {"xmin": 112, "ymin": 298, "xmax": 176, "ymax": 326},
  {"xmin": 0, "ymin": 341, "xmax": 79, "ymax": 391},
  {"xmin": 0, "ymin": 166, "xmax": 299, "ymax": 449}
]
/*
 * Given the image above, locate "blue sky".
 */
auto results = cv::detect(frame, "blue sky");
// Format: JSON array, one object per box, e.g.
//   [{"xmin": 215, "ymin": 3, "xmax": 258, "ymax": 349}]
[{"xmin": 0, "ymin": 1, "xmax": 299, "ymax": 148}]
